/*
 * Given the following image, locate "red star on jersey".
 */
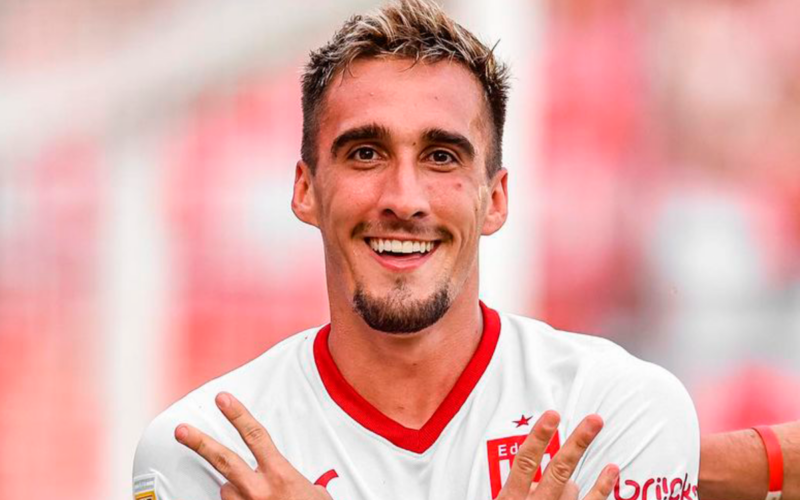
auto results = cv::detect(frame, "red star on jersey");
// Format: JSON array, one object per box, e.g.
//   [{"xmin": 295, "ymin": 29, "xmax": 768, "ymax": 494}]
[{"xmin": 513, "ymin": 415, "xmax": 532, "ymax": 427}]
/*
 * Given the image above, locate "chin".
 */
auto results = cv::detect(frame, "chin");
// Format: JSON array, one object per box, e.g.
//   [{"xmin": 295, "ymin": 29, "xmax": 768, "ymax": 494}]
[{"xmin": 352, "ymin": 282, "xmax": 452, "ymax": 334}]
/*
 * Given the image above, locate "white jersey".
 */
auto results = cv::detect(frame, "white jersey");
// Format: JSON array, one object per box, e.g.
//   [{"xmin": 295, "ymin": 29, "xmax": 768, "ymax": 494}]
[{"xmin": 133, "ymin": 304, "xmax": 699, "ymax": 500}]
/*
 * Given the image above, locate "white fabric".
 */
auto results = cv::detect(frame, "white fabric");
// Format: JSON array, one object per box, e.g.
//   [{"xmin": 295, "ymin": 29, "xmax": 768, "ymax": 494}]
[{"xmin": 133, "ymin": 309, "xmax": 699, "ymax": 500}]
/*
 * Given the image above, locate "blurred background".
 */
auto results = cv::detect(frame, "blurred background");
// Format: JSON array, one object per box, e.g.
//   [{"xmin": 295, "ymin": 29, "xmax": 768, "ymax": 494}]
[{"xmin": 1, "ymin": 0, "xmax": 798, "ymax": 498}]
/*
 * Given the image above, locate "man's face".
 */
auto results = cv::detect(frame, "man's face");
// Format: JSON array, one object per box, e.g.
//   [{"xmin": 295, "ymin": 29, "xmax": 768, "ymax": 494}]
[{"xmin": 292, "ymin": 57, "xmax": 508, "ymax": 333}]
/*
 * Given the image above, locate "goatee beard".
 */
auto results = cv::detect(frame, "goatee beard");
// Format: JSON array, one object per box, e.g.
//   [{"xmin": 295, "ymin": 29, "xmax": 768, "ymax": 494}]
[{"xmin": 352, "ymin": 282, "xmax": 452, "ymax": 334}]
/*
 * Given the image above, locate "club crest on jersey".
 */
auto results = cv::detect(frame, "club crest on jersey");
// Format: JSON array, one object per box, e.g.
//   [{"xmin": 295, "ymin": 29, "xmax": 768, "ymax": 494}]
[{"xmin": 487, "ymin": 429, "xmax": 561, "ymax": 499}]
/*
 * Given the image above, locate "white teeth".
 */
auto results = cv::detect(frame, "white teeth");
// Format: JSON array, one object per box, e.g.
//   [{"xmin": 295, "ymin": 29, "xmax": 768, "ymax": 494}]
[{"xmin": 367, "ymin": 238, "xmax": 437, "ymax": 254}]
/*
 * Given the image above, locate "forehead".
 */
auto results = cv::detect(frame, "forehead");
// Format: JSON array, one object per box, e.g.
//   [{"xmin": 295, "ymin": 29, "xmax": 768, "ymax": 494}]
[{"xmin": 318, "ymin": 57, "xmax": 489, "ymax": 149}]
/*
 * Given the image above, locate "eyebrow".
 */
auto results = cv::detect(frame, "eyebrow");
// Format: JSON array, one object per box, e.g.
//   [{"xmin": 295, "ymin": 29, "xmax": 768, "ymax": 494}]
[
  {"xmin": 422, "ymin": 128, "xmax": 476, "ymax": 160},
  {"xmin": 330, "ymin": 123, "xmax": 391, "ymax": 158},
  {"xmin": 329, "ymin": 124, "xmax": 476, "ymax": 161}
]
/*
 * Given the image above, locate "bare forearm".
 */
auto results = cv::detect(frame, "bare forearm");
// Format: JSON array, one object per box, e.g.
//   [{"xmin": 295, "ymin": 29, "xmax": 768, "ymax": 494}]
[
  {"xmin": 699, "ymin": 429, "xmax": 767, "ymax": 500},
  {"xmin": 699, "ymin": 422, "xmax": 799, "ymax": 500},
  {"xmin": 776, "ymin": 422, "xmax": 800, "ymax": 500}
]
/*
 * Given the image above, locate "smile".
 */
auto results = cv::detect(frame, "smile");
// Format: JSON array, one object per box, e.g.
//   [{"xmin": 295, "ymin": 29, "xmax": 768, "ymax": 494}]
[
  {"xmin": 364, "ymin": 237, "xmax": 440, "ymax": 271},
  {"xmin": 367, "ymin": 238, "xmax": 435, "ymax": 254}
]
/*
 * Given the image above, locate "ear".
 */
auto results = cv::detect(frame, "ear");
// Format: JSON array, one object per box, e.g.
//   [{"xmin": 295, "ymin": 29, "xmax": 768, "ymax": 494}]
[
  {"xmin": 291, "ymin": 160, "xmax": 319, "ymax": 227},
  {"xmin": 481, "ymin": 168, "xmax": 508, "ymax": 236}
]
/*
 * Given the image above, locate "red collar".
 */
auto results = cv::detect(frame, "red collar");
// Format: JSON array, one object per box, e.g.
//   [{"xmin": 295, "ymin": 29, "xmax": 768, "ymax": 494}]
[{"xmin": 313, "ymin": 302, "xmax": 501, "ymax": 454}]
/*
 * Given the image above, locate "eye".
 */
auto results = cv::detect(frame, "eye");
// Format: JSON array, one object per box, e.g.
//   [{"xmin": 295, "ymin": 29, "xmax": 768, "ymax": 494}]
[
  {"xmin": 350, "ymin": 147, "xmax": 379, "ymax": 162},
  {"xmin": 427, "ymin": 149, "xmax": 458, "ymax": 165}
]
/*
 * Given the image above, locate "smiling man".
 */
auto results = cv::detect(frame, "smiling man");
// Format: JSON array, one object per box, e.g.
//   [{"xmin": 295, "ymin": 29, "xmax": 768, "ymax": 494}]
[{"xmin": 132, "ymin": 1, "xmax": 699, "ymax": 500}]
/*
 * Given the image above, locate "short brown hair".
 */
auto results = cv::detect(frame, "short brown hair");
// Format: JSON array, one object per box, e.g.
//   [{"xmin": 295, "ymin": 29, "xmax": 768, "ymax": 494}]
[{"xmin": 300, "ymin": 0, "xmax": 510, "ymax": 178}]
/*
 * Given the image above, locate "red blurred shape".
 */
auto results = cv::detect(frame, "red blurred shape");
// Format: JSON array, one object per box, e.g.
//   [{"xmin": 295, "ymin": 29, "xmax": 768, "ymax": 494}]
[{"xmin": 694, "ymin": 364, "xmax": 800, "ymax": 433}]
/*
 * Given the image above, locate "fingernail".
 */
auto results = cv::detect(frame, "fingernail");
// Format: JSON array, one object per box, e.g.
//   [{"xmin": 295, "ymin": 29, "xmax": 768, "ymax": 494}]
[
  {"xmin": 175, "ymin": 424, "xmax": 188, "ymax": 442},
  {"xmin": 588, "ymin": 415, "xmax": 604, "ymax": 433},
  {"xmin": 607, "ymin": 464, "xmax": 620, "ymax": 479},
  {"xmin": 543, "ymin": 410, "xmax": 560, "ymax": 430},
  {"xmin": 217, "ymin": 393, "xmax": 231, "ymax": 409}
]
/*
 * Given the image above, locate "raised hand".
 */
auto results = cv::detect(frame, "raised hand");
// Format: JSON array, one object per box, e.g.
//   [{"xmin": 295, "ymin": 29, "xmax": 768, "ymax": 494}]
[
  {"xmin": 175, "ymin": 392, "xmax": 332, "ymax": 500},
  {"xmin": 497, "ymin": 411, "xmax": 619, "ymax": 500}
]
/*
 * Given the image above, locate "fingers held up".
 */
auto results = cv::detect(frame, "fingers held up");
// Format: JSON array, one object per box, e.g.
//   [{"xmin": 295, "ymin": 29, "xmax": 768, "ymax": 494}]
[
  {"xmin": 582, "ymin": 464, "xmax": 620, "ymax": 500},
  {"xmin": 499, "ymin": 412, "xmax": 617, "ymax": 500},
  {"xmin": 174, "ymin": 423, "xmax": 255, "ymax": 490},
  {"xmin": 499, "ymin": 410, "xmax": 561, "ymax": 499},
  {"xmin": 537, "ymin": 414, "xmax": 603, "ymax": 495},
  {"xmin": 213, "ymin": 392, "xmax": 280, "ymax": 470},
  {"xmin": 175, "ymin": 392, "xmax": 334, "ymax": 500}
]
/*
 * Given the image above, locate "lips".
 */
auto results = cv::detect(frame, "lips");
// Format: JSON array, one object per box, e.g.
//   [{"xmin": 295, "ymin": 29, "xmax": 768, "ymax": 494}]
[
  {"xmin": 367, "ymin": 238, "xmax": 435, "ymax": 254},
  {"xmin": 364, "ymin": 237, "xmax": 439, "ymax": 271}
]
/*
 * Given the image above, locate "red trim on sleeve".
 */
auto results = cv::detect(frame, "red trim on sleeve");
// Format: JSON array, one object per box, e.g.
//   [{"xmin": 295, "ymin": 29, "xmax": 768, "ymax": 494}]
[
  {"xmin": 753, "ymin": 425, "xmax": 784, "ymax": 494},
  {"xmin": 313, "ymin": 301, "xmax": 501, "ymax": 454}
]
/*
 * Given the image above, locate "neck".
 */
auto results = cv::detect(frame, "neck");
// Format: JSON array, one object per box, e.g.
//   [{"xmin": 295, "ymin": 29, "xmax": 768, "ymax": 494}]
[{"xmin": 327, "ymin": 276, "xmax": 483, "ymax": 429}]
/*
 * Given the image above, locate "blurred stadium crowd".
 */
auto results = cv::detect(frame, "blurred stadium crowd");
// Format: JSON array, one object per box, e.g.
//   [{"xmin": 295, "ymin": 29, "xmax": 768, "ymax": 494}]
[{"xmin": 0, "ymin": 0, "xmax": 798, "ymax": 499}]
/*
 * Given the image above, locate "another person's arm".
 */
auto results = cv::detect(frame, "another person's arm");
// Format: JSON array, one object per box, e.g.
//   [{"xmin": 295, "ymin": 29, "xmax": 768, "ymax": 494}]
[{"xmin": 699, "ymin": 421, "xmax": 799, "ymax": 500}]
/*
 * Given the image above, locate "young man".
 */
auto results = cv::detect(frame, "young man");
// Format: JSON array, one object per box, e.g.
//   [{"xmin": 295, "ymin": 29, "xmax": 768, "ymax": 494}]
[{"xmin": 132, "ymin": 1, "xmax": 700, "ymax": 499}]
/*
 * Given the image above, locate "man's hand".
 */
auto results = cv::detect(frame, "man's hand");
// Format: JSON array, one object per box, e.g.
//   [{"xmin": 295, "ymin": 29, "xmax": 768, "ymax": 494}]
[
  {"xmin": 175, "ymin": 394, "xmax": 616, "ymax": 500},
  {"xmin": 498, "ymin": 411, "xmax": 619, "ymax": 500},
  {"xmin": 175, "ymin": 392, "xmax": 332, "ymax": 500}
]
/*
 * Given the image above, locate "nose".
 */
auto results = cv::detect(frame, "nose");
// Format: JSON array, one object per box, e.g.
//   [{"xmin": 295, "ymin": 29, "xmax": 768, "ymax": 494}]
[{"xmin": 377, "ymin": 158, "xmax": 430, "ymax": 221}]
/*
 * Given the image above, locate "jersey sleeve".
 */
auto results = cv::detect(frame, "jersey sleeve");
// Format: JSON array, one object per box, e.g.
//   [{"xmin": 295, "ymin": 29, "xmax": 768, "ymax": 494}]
[
  {"xmin": 132, "ymin": 401, "xmax": 223, "ymax": 500},
  {"xmin": 571, "ymin": 355, "xmax": 700, "ymax": 500}
]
